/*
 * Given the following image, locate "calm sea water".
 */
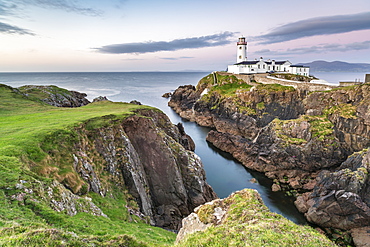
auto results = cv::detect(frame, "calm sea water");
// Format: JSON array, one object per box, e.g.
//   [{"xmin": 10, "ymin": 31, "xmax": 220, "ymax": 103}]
[{"xmin": 2, "ymin": 71, "xmax": 358, "ymax": 224}]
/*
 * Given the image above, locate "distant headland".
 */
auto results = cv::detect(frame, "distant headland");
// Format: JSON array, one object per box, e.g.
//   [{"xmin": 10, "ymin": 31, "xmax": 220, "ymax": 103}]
[{"xmin": 299, "ymin": 60, "xmax": 370, "ymax": 72}]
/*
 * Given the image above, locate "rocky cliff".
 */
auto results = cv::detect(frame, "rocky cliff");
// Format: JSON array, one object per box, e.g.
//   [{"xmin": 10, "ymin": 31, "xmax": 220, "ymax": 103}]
[
  {"xmin": 169, "ymin": 72, "xmax": 370, "ymax": 245},
  {"xmin": 0, "ymin": 84, "xmax": 217, "ymax": 246},
  {"xmin": 35, "ymin": 107, "xmax": 217, "ymax": 230}
]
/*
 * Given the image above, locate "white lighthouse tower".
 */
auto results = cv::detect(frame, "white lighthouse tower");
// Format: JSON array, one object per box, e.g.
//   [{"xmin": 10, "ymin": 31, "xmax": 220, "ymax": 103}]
[{"xmin": 236, "ymin": 37, "xmax": 247, "ymax": 63}]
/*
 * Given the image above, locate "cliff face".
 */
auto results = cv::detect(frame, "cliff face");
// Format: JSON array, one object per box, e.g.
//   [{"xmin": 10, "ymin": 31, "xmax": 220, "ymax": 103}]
[
  {"xmin": 296, "ymin": 150, "xmax": 370, "ymax": 229},
  {"xmin": 169, "ymin": 72, "xmax": 370, "ymax": 242},
  {"xmin": 41, "ymin": 108, "xmax": 216, "ymax": 230}
]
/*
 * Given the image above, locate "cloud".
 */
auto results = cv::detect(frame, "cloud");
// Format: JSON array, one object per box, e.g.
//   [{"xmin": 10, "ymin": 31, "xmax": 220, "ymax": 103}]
[
  {"xmin": 253, "ymin": 12, "xmax": 370, "ymax": 44},
  {"xmin": 254, "ymin": 40, "xmax": 370, "ymax": 56},
  {"xmin": 94, "ymin": 32, "xmax": 236, "ymax": 54},
  {"xmin": 0, "ymin": 21, "xmax": 34, "ymax": 35},
  {"xmin": 0, "ymin": 0, "xmax": 102, "ymax": 35},
  {"xmin": 0, "ymin": 0, "xmax": 102, "ymax": 17},
  {"xmin": 159, "ymin": 56, "xmax": 194, "ymax": 60},
  {"xmin": 25, "ymin": 0, "xmax": 102, "ymax": 16}
]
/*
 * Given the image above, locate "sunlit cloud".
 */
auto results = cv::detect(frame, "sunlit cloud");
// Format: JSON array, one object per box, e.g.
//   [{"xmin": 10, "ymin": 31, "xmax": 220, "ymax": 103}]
[
  {"xmin": 94, "ymin": 32, "xmax": 237, "ymax": 54},
  {"xmin": 253, "ymin": 12, "xmax": 370, "ymax": 44}
]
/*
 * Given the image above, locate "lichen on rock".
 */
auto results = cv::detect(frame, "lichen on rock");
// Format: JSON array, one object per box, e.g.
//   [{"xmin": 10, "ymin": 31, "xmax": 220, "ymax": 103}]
[{"xmin": 176, "ymin": 189, "xmax": 336, "ymax": 247}]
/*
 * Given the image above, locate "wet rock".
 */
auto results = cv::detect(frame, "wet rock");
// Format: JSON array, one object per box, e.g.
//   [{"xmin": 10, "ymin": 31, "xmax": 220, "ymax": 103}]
[
  {"xmin": 162, "ymin": 92, "xmax": 172, "ymax": 98},
  {"xmin": 271, "ymin": 183, "xmax": 281, "ymax": 191}
]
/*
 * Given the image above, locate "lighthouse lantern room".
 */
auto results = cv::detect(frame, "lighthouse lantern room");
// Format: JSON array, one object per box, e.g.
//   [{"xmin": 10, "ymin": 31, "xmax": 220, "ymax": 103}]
[{"xmin": 237, "ymin": 37, "xmax": 247, "ymax": 63}]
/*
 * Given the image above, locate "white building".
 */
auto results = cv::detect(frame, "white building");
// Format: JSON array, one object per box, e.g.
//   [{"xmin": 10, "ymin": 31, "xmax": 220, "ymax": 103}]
[{"xmin": 227, "ymin": 37, "xmax": 310, "ymax": 76}]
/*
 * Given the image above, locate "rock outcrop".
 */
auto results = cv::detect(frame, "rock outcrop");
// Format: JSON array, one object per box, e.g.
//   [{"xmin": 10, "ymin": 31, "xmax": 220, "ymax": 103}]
[
  {"xmin": 18, "ymin": 85, "xmax": 90, "ymax": 107},
  {"xmin": 169, "ymin": 72, "xmax": 370, "ymax": 243},
  {"xmin": 295, "ymin": 150, "xmax": 370, "ymax": 244},
  {"xmin": 41, "ymin": 108, "xmax": 216, "ymax": 230},
  {"xmin": 176, "ymin": 189, "xmax": 336, "ymax": 247}
]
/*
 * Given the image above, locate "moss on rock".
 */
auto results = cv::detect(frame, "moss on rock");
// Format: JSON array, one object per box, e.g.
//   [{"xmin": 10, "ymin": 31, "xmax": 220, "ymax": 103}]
[{"xmin": 176, "ymin": 189, "xmax": 336, "ymax": 247}]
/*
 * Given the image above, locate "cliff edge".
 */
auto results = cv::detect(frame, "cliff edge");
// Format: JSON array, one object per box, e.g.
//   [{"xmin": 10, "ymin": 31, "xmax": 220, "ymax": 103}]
[
  {"xmin": 0, "ymin": 84, "xmax": 216, "ymax": 246},
  {"xmin": 169, "ymin": 72, "xmax": 370, "ymax": 246}
]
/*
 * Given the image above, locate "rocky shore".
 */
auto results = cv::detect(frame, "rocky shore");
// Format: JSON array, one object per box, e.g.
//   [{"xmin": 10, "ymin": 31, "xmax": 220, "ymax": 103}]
[{"xmin": 169, "ymin": 72, "xmax": 370, "ymax": 246}]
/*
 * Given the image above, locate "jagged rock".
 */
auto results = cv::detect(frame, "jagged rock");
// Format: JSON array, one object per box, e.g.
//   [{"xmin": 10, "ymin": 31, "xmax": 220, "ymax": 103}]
[
  {"xmin": 299, "ymin": 150, "xmax": 370, "ymax": 230},
  {"xmin": 18, "ymin": 85, "xmax": 90, "ymax": 107},
  {"xmin": 92, "ymin": 96, "xmax": 109, "ymax": 102},
  {"xmin": 11, "ymin": 179, "xmax": 106, "ymax": 217},
  {"xmin": 169, "ymin": 73, "xmax": 370, "ymax": 235},
  {"xmin": 271, "ymin": 183, "xmax": 281, "ymax": 191},
  {"xmin": 55, "ymin": 108, "xmax": 217, "ymax": 230},
  {"xmin": 129, "ymin": 100, "xmax": 142, "ymax": 105},
  {"xmin": 176, "ymin": 212, "xmax": 210, "ymax": 242},
  {"xmin": 162, "ymin": 92, "xmax": 172, "ymax": 98}
]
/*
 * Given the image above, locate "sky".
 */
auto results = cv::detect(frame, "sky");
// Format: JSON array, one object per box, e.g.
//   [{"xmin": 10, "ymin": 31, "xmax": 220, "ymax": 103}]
[{"xmin": 0, "ymin": 0, "xmax": 370, "ymax": 72}]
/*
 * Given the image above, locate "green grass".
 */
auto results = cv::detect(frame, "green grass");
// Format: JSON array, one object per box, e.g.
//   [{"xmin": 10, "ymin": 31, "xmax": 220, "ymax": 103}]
[
  {"xmin": 176, "ymin": 189, "xmax": 336, "ymax": 247},
  {"xmin": 323, "ymin": 103, "xmax": 357, "ymax": 119},
  {"xmin": 272, "ymin": 115, "xmax": 335, "ymax": 145},
  {"xmin": 212, "ymin": 82, "xmax": 252, "ymax": 96},
  {"xmin": 0, "ymin": 84, "xmax": 176, "ymax": 246},
  {"xmin": 256, "ymin": 83, "xmax": 295, "ymax": 92}
]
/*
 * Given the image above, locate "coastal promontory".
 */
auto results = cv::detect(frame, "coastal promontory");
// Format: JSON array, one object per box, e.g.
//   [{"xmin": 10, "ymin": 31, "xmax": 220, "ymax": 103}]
[
  {"xmin": 169, "ymin": 72, "xmax": 370, "ymax": 246},
  {"xmin": 0, "ymin": 83, "xmax": 216, "ymax": 245}
]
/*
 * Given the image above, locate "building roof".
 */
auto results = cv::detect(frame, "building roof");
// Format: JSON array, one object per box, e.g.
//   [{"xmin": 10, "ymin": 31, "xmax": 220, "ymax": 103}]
[
  {"xmin": 235, "ymin": 61, "xmax": 259, "ymax": 65},
  {"xmin": 235, "ymin": 60, "xmax": 292, "ymax": 66},
  {"xmin": 265, "ymin": 61, "xmax": 290, "ymax": 65}
]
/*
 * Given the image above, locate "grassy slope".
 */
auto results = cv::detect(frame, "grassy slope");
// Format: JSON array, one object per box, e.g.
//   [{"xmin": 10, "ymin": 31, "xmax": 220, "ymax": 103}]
[
  {"xmin": 0, "ymin": 84, "xmax": 175, "ymax": 246},
  {"xmin": 176, "ymin": 189, "xmax": 336, "ymax": 247}
]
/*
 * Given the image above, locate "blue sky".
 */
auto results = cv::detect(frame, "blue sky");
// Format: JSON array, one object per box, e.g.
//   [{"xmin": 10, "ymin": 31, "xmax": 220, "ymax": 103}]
[{"xmin": 0, "ymin": 0, "xmax": 369, "ymax": 72}]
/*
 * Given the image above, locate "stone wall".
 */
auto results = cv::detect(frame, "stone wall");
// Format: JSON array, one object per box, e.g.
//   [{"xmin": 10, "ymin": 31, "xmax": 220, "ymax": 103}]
[
  {"xmin": 254, "ymin": 74, "xmax": 336, "ymax": 91},
  {"xmin": 218, "ymin": 72, "xmax": 336, "ymax": 92},
  {"xmin": 365, "ymin": 74, "xmax": 370, "ymax": 83}
]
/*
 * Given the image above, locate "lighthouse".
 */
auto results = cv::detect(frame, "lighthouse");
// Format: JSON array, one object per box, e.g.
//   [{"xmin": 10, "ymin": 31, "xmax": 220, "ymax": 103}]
[{"xmin": 236, "ymin": 37, "xmax": 247, "ymax": 63}]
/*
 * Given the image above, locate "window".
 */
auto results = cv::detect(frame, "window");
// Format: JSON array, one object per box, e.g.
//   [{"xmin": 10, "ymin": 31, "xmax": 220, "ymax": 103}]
[
  {"xmin": 239, "ymin": 55, "xmax": 242, "ymax": 59},
  {"xmin": 239, "ymin": 47, "xmax": 242, "ymax": 49}
]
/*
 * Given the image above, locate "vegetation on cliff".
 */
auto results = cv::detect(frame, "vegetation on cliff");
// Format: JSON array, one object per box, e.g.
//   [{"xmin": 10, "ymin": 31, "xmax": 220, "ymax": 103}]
[
  {"xmin": 169, "ymin": 72, "xmax": 370, "ymax": 246},
  {"xmin": 176, "ymin": 189, "xmax": 336, "ymax": 247},
  {"xmin": 0, "ymin": 84, "xmax": 176, "ymax": 246}
]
